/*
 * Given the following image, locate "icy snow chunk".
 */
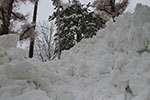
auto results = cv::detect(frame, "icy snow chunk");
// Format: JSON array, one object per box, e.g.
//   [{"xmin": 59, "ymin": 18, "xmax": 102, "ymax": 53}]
[
  {"xmin": 0, "ymin": 80, "xmax": 30, "ymax": 98},
  {"xmin": 7, "ymin": 48, "xmax": 25, "ymax": 61},
  {"xmin": 0, "ymin": 47, "xmax": 24, "ymax": 65},
  {"xmin": 113, "ymin": 94, "xmax": 125, "ymax": 100},
  {"xmin": 4, "ymin": 61, "xmax": 40, "ymax": 82},
  {"xmin": 129, "ymin": 75, "xmax": 149, "ymax": 96},
  {"xmin": 2, "ymin": 90, "xmax": 52, "ymax": 100},
  {"xmin": 0, "ymin": 34, "xmax": 24, "ymax": 64},
  {"xmin": 0, "ymin": 34, "xmax": 19, "ymax": 49},
  {"xmin": 0, "ymin": 66, "xmax": 7, "ymax": 86},
  {"xmin": 99, "ymin": 54, "xmax": 116, "ymax": 74},
  {"xmin": 132, "ymin": 95, "xmax": 150, "ymax": 100},
  {"xmin": 0, "ymin": 47, "xmax": 9, "ymax": 65},
  {"xmin": 57, "ymin": 90, "xmax": 74, "ymax": 100}
]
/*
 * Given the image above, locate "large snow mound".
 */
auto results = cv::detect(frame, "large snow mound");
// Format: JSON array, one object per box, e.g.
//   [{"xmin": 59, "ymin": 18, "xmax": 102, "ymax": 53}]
[{"xmin": 0, "ymin": 4, "xmax": 150, "ymax": 100}]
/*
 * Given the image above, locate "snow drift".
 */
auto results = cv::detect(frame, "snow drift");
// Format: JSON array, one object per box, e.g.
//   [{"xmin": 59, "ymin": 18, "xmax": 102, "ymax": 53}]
[{"xmin": 0, "ymin": 4, "xmax": 150, "ymax": 100}]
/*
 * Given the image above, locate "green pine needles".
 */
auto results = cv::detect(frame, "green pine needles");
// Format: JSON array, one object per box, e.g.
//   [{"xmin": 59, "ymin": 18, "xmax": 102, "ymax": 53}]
[{"xmin": 49, "ymin": 1, "xmax": 106, "ymax": 56}]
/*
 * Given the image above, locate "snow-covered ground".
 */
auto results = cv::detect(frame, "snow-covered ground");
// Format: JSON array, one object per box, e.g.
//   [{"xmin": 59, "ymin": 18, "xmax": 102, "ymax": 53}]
[{"xmin": 0, "ymin": 4, "xmax": 150, "ymax": 100}]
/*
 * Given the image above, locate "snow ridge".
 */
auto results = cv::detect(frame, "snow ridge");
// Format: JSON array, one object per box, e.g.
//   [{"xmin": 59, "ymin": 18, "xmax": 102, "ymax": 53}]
[{"xmin": 0, "ymin": 4, "xmax": 150, "ymax": 100}]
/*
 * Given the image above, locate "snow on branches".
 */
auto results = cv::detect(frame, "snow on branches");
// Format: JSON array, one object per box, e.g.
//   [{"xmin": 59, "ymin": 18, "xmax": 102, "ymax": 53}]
[
  {"xmin": 92, "ymin": 0, "xmax": 129, "ymax": 21},
  {"xmin": 0, "ymin": 0, "xmax": 38, "ymax": 35}
]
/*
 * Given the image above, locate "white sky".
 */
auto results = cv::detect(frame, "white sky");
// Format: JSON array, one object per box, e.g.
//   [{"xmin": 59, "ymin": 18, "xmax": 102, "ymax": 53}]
[{"xmin": 19, "ymin": 0, "xmax": 150, "ymax": 22}]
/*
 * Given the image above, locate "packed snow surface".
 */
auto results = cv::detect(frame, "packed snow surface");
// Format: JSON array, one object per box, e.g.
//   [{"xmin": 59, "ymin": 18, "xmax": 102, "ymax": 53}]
[{"xmin": 0, "ymin": 4, "xmax": 150, "ymax": 100}]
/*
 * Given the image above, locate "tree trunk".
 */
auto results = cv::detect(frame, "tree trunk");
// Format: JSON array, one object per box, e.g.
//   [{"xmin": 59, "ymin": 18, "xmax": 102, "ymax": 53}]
[
  {"xmin": 0, "ymin": 0, "xmax": 14, "ymax": 35},
  {"xmin": 110, "ymin": 0, "xmax": 116, "ymax": 21},
  {"xmin": 110, "ymin": 0, "xmax": 115, "ymax": 12},
  {"xmin": 57, "ymin": 7, "xmax": 61, "ymax": 59},
  {"xmin": 29, "ymin": 1, "xmax": 38, "ymax": 58}
]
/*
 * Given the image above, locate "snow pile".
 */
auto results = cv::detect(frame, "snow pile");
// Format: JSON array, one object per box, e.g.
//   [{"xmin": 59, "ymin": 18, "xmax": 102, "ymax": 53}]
[
  {"xmin": 0, "ymin": 4, "xmax": 150, "ymax": 100},
  {"xmin": 0, "ymin": 35, "xmax": 25, "ymax": 65},
  {"xmin": 0, "ymin": 35, "xmax": 52, "ymax": 100}
]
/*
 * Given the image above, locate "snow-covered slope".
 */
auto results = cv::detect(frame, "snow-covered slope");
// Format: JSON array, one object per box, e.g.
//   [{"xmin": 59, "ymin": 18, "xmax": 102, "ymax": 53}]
[{"xmin": 0, "ymin": 4, "xmax": 150, "ymax": 100}]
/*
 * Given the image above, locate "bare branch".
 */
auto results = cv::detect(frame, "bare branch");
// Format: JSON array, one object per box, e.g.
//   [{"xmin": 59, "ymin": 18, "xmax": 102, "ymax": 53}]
[{"xmin": 92, "ymin": 0, "xmax": 129, "ymax": 21}]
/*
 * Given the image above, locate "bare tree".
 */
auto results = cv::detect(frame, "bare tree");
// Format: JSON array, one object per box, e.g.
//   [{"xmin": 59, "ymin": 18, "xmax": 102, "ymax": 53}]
[
  {"xmin": 0, "ymin": 0, "xmax": 15, "ymax": 35},
  {"xmin": 92, "ymin": 0, "xmax": 129, "ymax": 21},
  {"xmin": 0, "ymin": 0, "xmax": 38, "ymax": 35},
  {"xmin": 34, "ymin": 21, "xmax": 55, "ymax": 61}
]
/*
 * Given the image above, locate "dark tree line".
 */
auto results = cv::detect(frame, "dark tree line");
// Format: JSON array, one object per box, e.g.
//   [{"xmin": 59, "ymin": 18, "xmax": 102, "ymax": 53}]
[{"xmin": 50, "ymin": 0, "xmax": 106, "ymax": 59}]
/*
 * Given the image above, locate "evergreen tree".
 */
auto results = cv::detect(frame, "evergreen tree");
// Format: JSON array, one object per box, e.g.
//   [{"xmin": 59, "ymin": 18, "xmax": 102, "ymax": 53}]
[
  {"xmin": 51, "ymin": 0, "xmax": 62, "ymax": 59},
  {"xmin": 49, "ymin": 0, "xmax": 106, "ymax": 58}
]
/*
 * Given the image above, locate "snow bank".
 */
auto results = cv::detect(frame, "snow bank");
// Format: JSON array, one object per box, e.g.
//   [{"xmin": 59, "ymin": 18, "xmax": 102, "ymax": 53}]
[
  {"xmin": 0, "ymin": 4, "xmax": 150, "ymax": 100},
  {"xmin": 0, "ymin": 35, "xmax": 53, "ymax": 100}
]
